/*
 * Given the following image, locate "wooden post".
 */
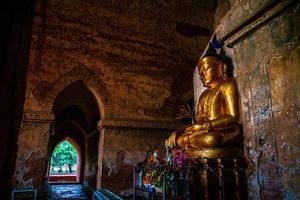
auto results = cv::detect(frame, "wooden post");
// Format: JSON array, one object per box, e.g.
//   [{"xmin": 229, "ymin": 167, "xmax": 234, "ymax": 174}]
[
  {"xmin": 186, "ymin": 168, "xmax": 191, "ymax": 200},
  {"xmin": 199, "ymin": 158, "xmax": 208, "ymax": 200},
  {"xmin": 217, "ymin": 159, "xmax": 223, "ymax": 200},
  {"xmin": 163, "ymin": 172, "xmax": 166, "ymax": 200},
  {"xmin": 233, "ymin": 158, "xmax": 240, "ymax": 200},
  {"xmin": 133, "ymin": 168, "xmax": 136, "ymax": 200}
]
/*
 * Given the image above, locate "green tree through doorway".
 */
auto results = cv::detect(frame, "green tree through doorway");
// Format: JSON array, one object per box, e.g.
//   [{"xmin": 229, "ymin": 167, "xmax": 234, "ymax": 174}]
[{"xmin": 50, "ymin": 141, "xmax": 78, "ymax": 174}]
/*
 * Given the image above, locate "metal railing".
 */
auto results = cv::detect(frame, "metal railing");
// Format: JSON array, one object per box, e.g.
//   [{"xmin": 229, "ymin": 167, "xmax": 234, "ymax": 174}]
[
  {"xmin": 133, "ymin": 158, "xmax": 247, "ymax": 200},
  {"xmin": 11, "ymin": 188, "xmax": 37, "ymax": 200},
  {"xmin": 93, "ymin": 189, "xmax": 123, "ymax": 200}
]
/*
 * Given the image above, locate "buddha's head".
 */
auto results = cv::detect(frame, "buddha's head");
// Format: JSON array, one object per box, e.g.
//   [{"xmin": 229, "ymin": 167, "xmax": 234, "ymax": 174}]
[{"xmin": 197, "ymin": 55, "xmax": 227, "ymax": 88}]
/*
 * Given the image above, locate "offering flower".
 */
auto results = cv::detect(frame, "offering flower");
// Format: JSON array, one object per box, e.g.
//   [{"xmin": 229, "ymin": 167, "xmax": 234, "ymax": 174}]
[{"xmin": 172, "ymin": 149, "xmax": 190, "ymax": 169}]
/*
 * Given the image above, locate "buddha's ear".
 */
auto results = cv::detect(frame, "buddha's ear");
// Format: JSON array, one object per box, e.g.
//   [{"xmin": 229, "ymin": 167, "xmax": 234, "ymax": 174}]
[{"xmin": 220, "ymin": 62, "xmax": 227, "ymax": 79}]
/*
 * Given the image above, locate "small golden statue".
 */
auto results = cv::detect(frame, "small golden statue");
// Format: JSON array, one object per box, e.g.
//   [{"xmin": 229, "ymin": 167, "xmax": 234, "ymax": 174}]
[{"xmin": 166, "ymin": 55, "xmax": 241, "ymax": 155}]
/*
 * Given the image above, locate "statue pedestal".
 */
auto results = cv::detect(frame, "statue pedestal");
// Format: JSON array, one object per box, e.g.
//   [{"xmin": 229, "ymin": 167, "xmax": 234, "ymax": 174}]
[
  {"xmin": 185, "ymin": 147, "xmax": 244, "ymax": 159},
  {"xmin": 185, "ymin": 147, "xmax": 248, "ymax": 200}
]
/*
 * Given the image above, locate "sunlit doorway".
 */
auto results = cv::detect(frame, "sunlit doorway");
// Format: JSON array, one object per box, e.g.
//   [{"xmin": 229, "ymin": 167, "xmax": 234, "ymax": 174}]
[{"xmin": 49, "ymin": 139, "xmax": 81, "ymax": 182}]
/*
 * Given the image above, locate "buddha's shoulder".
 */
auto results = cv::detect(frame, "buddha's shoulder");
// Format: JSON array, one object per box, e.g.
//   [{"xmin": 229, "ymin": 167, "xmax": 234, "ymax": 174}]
[{"xmin": 220, "ymin": 78, "xmax": 237, "ymax": 88}]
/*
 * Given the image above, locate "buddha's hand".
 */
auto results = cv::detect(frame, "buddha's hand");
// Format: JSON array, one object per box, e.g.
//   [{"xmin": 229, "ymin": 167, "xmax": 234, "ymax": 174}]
[
  {"xmin": 165, "ymin": 132, "xmax": 176, "ymax": 149},
  {"xmin": 197, "ymin": 116, "xmax": 210, "ymax": 124},
  {"xmin": 166, "ymin": 127, "xmax": 186, "ymax": 148},
  {"xmin": 165, "ymin": 139, "xmax": 173, "ymax": 150},
  {"xmin": 185, "ymin": 124, "xmax": 206, "ymax": 133}
]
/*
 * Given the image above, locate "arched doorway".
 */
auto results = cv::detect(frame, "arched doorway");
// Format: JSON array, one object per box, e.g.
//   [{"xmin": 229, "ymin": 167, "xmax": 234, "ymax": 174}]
[
  {"xmin": 49, "ymin": 139, "xmax": 81, "ymax": 182},
  {"xmin": 46, "ymin": 81, "xmax": 101, "ymax": 189},
  {"xmin": 48, "ymin": 113, "xmax": 87, "ymax": 183}
]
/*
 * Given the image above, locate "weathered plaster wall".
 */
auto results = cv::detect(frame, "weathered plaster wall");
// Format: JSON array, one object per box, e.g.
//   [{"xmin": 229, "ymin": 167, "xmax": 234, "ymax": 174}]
[
  {"xmin": 215, "ymin": 1, "xmax": 300, "ymax": 199},
  {"xmin": 25, "ymin": 0, "xmax": 216, "ymax": 121},
  {"xmin": 14, "ymin": 0, "xmax": 216, "ymax": 194},
  {"xmin": 100, "ymin": 126, "xmax": 169, "ymax": 192},
  {"xmin": 12, "ymin": 121, "xmax": 50, "ymax": 193}
]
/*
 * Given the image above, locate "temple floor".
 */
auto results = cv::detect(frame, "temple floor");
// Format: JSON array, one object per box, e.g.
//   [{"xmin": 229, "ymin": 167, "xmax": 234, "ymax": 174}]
[{"xmin": 49, "ymin": 183, "xmax": 88, "ymax": 200}]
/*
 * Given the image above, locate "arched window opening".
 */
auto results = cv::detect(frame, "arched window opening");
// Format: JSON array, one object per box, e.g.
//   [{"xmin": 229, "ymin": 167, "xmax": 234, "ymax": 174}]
[{"xmin": 49, "ymin": 139, "xmax": 81, "ymax": 182}]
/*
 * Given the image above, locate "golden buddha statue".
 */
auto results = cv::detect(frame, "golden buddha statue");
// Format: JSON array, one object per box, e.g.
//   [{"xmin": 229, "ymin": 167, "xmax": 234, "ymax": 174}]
[{"xmin": 166, "ymin": 55, "xmax": 241, "ymax": 152}]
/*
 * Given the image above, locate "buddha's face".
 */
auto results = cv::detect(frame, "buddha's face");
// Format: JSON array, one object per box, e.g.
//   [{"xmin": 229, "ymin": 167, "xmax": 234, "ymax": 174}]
[{"xmin": 198, "ymin": 62, "xmax": 222, "ymax": 88}]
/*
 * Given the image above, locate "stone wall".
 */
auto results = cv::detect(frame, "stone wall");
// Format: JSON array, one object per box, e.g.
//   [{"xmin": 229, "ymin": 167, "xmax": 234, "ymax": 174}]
[
  {"xmin": 13, "ymin": 0, "xmax": 216, "ymax": 194},
  {"xmin": 13, "ymin": 121, "xmax": 51, "ymax": 193},
  {"xmin": 24, "ymin": 0, "xmax": 217, "ymax": 121},
  {"xmin": 214, "ymin": 1, "xmax": 300, "ymax": 199},
  {"xmin": 99, "ymin": 125, "xmax": 170, "ymax": 192}
]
